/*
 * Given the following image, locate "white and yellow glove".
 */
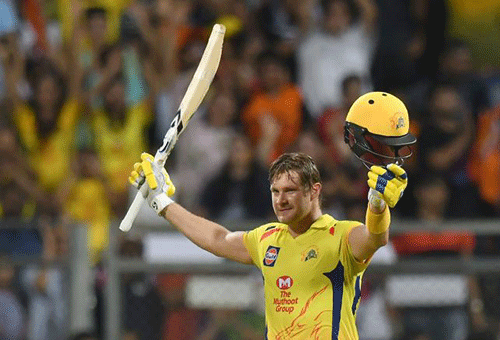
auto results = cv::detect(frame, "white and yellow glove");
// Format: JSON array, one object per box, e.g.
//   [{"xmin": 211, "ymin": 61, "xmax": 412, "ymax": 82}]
[
  {"xmin": 367, "ymin": 163, "xmax": 408, "ymax": 208},
  {"xmin": 129, "ymin": 153, "xmax": 176, "ymax": 214}
]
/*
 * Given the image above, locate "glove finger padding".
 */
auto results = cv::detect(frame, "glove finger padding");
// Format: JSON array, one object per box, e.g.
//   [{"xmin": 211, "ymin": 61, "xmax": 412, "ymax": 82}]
[
  {"xmin": 140, "ymin": 153, "xmax": 158, "ymax": 190},
  {"xmin": 367, "ymin": 163, "xmax": 408, "ymax": 208},
  {"xmin": 129, "ymin": 153, "xmax": 177, "ymax": 214},
  {"xmin": 387, "ymin": 163, "xmax": 408, "ymax": 179},
  {"xmin": 164, "ymin": 172, "xmax": 176, "ymax": 197},
  {"xmin": 129, "ymin": 162, "xmax": 145, "ymax": 188}
]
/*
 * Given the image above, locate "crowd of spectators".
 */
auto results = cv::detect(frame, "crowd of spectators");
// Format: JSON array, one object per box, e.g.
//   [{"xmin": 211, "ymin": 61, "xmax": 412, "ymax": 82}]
[{"xmin": 1, "ymin": 0, "xmax": 500, "ymax": 339}]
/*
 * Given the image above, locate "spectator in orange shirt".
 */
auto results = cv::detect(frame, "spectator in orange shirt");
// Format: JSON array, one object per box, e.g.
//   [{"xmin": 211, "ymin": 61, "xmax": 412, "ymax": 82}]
[
  {"xmin": 469, "ymin": 104, "xmax": 500, "ymax": 215},
  {"xmin": 241, "ymin": 51, "xmax": 304, "ymax": 166}
]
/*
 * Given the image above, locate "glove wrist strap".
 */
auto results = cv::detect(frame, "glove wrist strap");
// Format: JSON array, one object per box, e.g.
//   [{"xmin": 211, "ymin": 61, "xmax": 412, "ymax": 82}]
[{"xmin": 150, "ymin": 193, "xmax": 174, "ymax": 215}]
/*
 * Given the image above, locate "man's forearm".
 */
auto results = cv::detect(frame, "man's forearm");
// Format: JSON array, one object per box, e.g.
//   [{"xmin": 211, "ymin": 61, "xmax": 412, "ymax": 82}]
[{"xmin": 160, "ymin": 203, "xmax": 231, "ymax": 256}]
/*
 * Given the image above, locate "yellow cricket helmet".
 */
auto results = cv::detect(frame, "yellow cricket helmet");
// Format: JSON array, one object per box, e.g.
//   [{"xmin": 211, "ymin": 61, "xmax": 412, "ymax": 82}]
[{"xmin": 344, "ymin": 92, "xmax": 417, "ymax": 168}]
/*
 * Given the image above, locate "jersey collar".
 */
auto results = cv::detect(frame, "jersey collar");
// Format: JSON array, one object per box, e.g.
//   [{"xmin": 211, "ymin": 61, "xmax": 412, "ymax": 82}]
[{"xmin": 309, "ymin": 214, "xmax": 336, "ymax": 230}]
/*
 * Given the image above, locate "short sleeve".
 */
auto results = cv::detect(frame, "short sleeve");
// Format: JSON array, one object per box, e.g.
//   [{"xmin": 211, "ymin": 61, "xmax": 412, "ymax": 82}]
[
  {"xmin": 339, "ymin": 221, "xmax": 371, "ymax": 279},
  {"xmin": 243, "ymin": 228, "xmax": 263, "ymax": 270}
]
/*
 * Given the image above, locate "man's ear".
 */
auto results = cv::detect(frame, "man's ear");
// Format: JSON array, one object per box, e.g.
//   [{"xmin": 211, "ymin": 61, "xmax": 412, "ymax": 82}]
[{"xmin": 310, "ymin": 183, "xmax": 322, "ymax": 200}]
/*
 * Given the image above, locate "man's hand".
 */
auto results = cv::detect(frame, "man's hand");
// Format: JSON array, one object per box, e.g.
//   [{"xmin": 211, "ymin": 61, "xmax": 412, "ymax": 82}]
[
  {"xmin": 367, "ymin": 163, "xmax": 408, "ymax": 208},
  {"xmin": 129, "ymin": 153, "xmax": 176, "ymax": 214}
]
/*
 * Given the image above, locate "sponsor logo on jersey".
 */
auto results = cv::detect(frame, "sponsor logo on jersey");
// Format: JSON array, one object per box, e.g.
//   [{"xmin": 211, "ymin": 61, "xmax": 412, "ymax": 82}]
[
  {"xmin": 276, "ymin": 276, "xmax": 293, "ymax": 289},
  {"xmin": 301, "ymin": 245, "xmax": 319, "ymax": 262},
  {"xmin": 264, "ymin": 246, "xmax": 280, "ymax": 267}
]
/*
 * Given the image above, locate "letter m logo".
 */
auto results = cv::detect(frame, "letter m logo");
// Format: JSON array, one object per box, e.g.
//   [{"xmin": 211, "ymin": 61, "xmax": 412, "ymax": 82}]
[{"xmin": 276, "ymin": 276, "xmax": 293, "ymax": 290}]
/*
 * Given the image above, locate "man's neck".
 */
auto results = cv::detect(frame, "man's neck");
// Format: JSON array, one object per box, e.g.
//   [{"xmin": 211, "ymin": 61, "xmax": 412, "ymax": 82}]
[{"xmin": 288, "ymin": 209, "xmax": 323, "ymax": 238}]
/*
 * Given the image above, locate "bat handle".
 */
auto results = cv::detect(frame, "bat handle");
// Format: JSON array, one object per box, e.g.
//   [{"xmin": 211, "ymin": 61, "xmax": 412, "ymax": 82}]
[{"xmin": 119, "ymin": 190, "xmax": 145, "ymax": 232}]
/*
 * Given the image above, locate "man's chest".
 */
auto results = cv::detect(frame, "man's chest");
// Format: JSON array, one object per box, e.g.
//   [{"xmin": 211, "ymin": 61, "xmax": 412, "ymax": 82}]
[{"xmin": 259, "ymin": 232, "xmax": 342, "ymax": 289}]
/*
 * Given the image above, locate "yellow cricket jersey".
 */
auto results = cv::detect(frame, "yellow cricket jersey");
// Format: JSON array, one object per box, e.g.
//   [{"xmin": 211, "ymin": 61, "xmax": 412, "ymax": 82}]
[
  {"xmin": 14, "ymin": 99, "xmax": 80, "ymax": 192},
  {"xmin": 92, "ymin": 100, "xmax": 152, "ymax": 193},
  {"xmin": 64, "ymin": 178, "xmax": 111, "ymax": 265},
  {"xmin": 57, "ymin": 0, "xmax": 133, "ymax": 43},
  {"xmin": 243, "ymin": 214, "xmax": 369, "ymax": 340}
]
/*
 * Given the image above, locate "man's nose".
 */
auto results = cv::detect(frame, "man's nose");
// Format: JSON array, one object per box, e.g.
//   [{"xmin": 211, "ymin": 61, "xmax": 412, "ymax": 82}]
[{"xmin": 275, "ymin": 192, "xmax": 287, "ymax": 205}]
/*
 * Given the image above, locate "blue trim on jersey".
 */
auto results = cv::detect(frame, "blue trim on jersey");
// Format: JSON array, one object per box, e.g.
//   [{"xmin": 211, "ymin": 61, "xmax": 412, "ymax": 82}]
[
  {"xmin": 352, "ymin": 276, "xmax": 362, "ymax": 315},
  {"xmin": 324, "ymin": 262, "xmax": 345, "ymax": 340}
]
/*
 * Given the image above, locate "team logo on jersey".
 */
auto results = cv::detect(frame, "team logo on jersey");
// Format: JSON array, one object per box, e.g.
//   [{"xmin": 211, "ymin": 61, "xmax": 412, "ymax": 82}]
[
  {"xmin": 276, "ymin": 276, "xmax": 293, "ymax": 289},
  {"xmin": 264, "ymin": 246, "xmax": 280, "ymax": 267},
  {"xmin": 301, "ymin": 246, "xmax": 318, "ymax": 262}
]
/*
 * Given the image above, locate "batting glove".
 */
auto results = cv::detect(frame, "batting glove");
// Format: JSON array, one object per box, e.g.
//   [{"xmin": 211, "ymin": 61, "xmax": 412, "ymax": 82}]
[
  {"xmin": 129, "ymin": 153, "xmax": 176, "ymax": 214},
  {"xmin": 367, "ymin": 163, "xmax": 408, "ymax": 208}
]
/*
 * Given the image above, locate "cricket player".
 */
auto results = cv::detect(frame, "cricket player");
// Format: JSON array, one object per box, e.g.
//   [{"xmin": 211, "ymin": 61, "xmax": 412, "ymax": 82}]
[{"xmin": 129, "ymin": 92, "xmax": 416, "ymax": 339}]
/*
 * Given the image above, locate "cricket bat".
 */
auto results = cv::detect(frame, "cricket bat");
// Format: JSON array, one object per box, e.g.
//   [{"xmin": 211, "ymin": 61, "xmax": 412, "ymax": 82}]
[{"xmin": 119, "ymin": 24, "xmax": 226, "ymax": 232}]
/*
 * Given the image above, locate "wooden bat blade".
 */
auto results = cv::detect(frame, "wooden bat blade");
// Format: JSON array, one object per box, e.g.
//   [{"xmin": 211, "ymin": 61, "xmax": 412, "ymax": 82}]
[{"xmin": 119, "ymin": 24, "xmax": 226, "ymax": 232}]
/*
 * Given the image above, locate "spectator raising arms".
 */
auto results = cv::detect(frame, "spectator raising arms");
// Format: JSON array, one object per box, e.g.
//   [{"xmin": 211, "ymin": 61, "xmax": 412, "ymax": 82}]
[{"xmin": 2, "ymin": 27, "xmax": 84, "ymax": 204}]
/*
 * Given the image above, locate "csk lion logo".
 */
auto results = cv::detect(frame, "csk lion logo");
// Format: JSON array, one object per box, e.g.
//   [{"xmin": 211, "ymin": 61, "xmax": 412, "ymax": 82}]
[
  {"xmin": 390, "ymin": 113, "xmax": 406, "ymax": 130},
  {"xmin": 301, "ymin": 246, "xmax": 319, "ymax": 262}
]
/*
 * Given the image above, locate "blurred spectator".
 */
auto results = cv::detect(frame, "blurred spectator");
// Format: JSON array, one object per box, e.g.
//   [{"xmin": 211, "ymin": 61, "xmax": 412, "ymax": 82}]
[
  {"xmin": 57, "ymin": 148, "xmax": 111, "ymax": 265},
  {"xmin": 291, "ymin": 129, "xmax": 363, "ymax": 220},
  {"xmin": 157, "ymin": 273, "xmax": 203, "ymax": 340},
  {"xmin": 389, "ymin": 175, "xmax": 483, "ymax": 340},
  {"xmin": 469, "ymin": 105, "xmax": 500, "ymax": 216},
  {"xmin": 120, "ymin": 239, "xmax": 164, "ymax": 340},
  {"xmin": 152, "ymin": 0, "xmax": 212, "ymax": 145},
  {"xmin": 21, "ymin": 219, "xmax": 69, "ymax": 340},
  {"xmin": 256, "ymin": 0, "xmax": 317, "ymax": 81},
  {"xmin": 471, "ymin": 104, "xmax": 500, "ymax": 337},
  {"xmin": 436, "ymin": 39, "xmax": 491, "ymax": 118},
  {"xmin": 0, "ymin": 257, "xmax": 25, "ymax": 340},
  {"xmin": 2, "ymin": 31, "xmax": 84, "ymax": 196},
  {"xmin": 417, "ymin": 84, "xmax": 481, "ymax": 218},
  {"xmin": 371, "ymin": 0, "xmax": 447, "ymax": 92},
  {"xmin": 297, "ymin": 0, "xmax": 377, "ymax": 118},
  {"xmin": 242, "ymin": 51, "xmax": 304, "ymax": 165},
  {"xmin": 446, "ymin": 0, "xmax": 500, "ymax": 70},
  {"xmin": 90, "ymin": 70, "xmax": 155, "ymax": 216},
  {"xmin": 199, "ymin": 132, "xmax": 273, "ymax": 222},
  {"xmin": 58, "ymin": 0, "xmax": 129, "ymax": 46},
  {"xmin": 317, "ymin": 74, "xmax": 362, "ymax": 166},
  {"xmin": 231, "ymin": 32, "xmax": 264, "ymax": 106},
  {"xmin": 197, "ymin": 309, "xmax": 265, "ymax": 340},
  {"xmin": 174, "ymin": 91, "xmax": 238, "ymax": 212},
  {"xmin": 0, "ymin": 122, "xmax": 58, "ymax": 216},
  {"xmin": 406, "ymin": 38, "xmax": 490, "ymax": 122},
  {"xmin": 315, "ymin": 75, "xmax": 368, "ymax": 220}
]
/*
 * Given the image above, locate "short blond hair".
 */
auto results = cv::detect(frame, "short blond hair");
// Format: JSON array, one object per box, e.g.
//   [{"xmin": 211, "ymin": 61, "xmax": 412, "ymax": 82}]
[{"xmin": 268, "ymin": 153, "xmax": 321, "ymax": 191}]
